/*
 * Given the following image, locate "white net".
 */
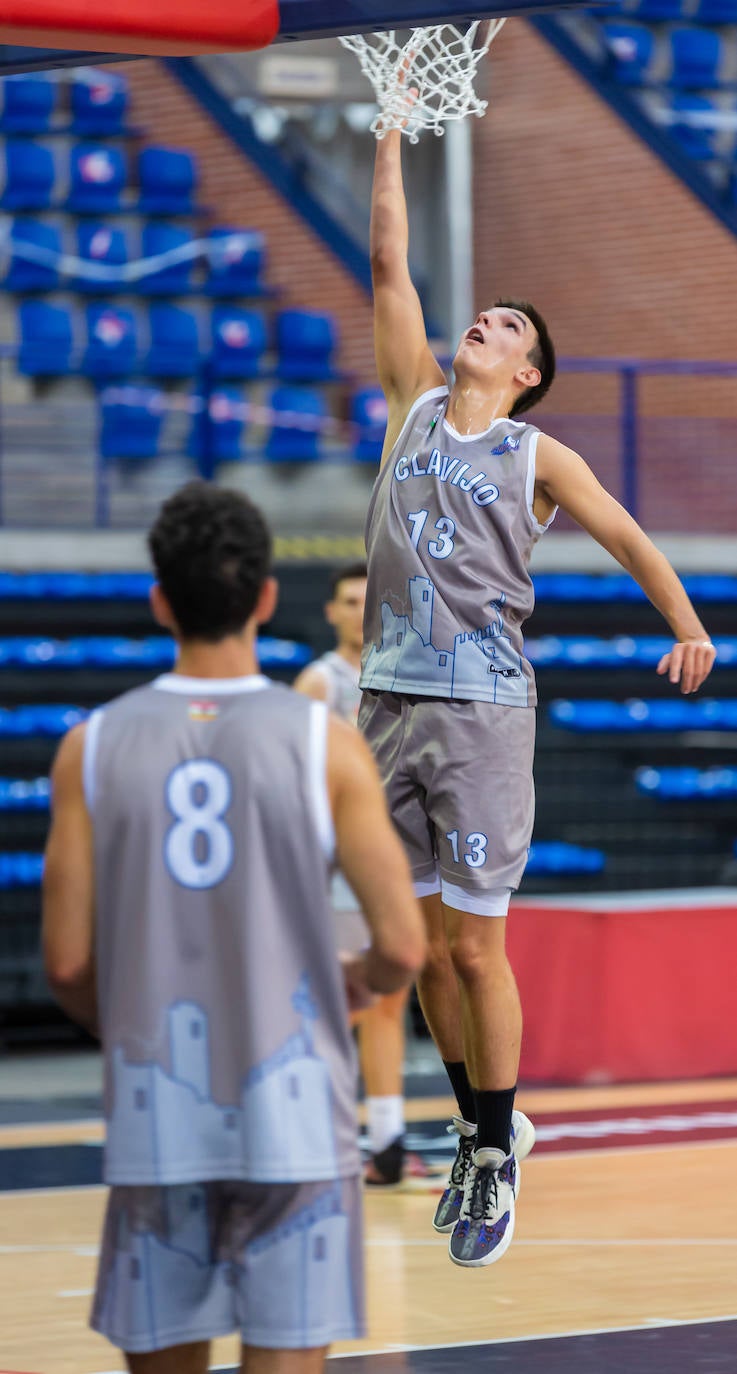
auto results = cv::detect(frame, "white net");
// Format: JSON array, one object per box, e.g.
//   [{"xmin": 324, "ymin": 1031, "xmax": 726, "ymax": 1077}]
[{"xmin": 339, "ymin": 20, "xmax": 506, "ymax": 143}]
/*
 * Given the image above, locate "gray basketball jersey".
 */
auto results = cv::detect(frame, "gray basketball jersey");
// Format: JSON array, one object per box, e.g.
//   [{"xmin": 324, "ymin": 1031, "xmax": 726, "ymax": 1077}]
[
  {"xmin": 84, "ymin": 673, "xmax": 361, "ymax": 1186},
  {"xmin": 312, "ymin": 650, "xmax": 361, "ymax": 725},
  {"xmin": 360, "ymin": 386, "xmax": 557, "ymax": 707}
]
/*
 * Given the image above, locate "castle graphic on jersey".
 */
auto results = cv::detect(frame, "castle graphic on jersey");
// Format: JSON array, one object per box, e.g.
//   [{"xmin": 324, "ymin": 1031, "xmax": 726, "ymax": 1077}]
[
  {"xmin": 361, "ymin": 575, "xmax": 528, "ymax": 705},
  {"xmin": 105, "ymin": 974, "xmax": 338, "ymax": 1181},
  {"xmin": 93, "ymin": 1179, "xmax": 354, "ymax": 1346}
]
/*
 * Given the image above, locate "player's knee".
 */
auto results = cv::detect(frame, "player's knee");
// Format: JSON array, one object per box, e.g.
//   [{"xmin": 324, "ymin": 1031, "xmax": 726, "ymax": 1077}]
[{"xmin": 447, "ymin": 927, "xmax": 506, "ymax": 986}]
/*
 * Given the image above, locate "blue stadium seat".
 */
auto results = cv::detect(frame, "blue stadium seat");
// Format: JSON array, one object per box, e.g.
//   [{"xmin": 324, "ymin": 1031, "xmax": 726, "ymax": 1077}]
[
  {"xmin": 532, "ymin": 572, "xmax": 737, "ymax": 602},
  {"xmin": 82, "ymin": 304, "xmax": 137, "ymax": 380},
  {"xmin": 668, "ymin": 95, "xmax": 719, "ymax": 159},
  {"xmin": 73, "ymin": 222, "xmax": 128, "ymax": 293},
  {"xmin": 694, "ymin": 0, "xmax": 737, "ymax": 19},
  {"xmin": 204, "ymin": 227, "xmax": 268, "ymax": 297},
  {"xmin": 0, "ymin": 635, "xmax": 309, "ymax": 671},
  {"xmin": 630, "ymin": 0, "xmax": 685, "ymax": 17},
  {"xmin": 549, "ymin": 697, "xmax": 737, "ymax": 732},
  {"xmin": 0, "ymin": 75, "xmax": 55, "ymax": 133},
  {"xmin": 4, "ymin": 219, "xmax": 61, "ymax": 292},
  {"xmin": 1, "ymin": 140, "xmax": 55, "ymax": 210},
  {"xmin": 636, "ymin": 766, "xmax": 737, "ymax": 799},
  {"xmin": 66, "ymin": 144, "xmax": 126, "ymax": 214},
  {"xmin": 0, "ymin": 705, "xmax": 87, "ymax": 736},
  {"xmin": 210, "ymin": 307, "xmax": 267, "ymax": 379},
  {"xmin": 351, "ymin": 387, "xmax": 388, "ymax": 463},
  {"xmin": 0, "ymin": 853, "xmax": 44, "ymax": 889},
  {"xmin": 189, "ymin": 387, "xmax": 246, "ymax": 465},
  {"xmin": 99, "ymin": 387, "xmax": 164, "ymax": 459},
  {"xmin": 669, "ymin": 28, "xmax": 722, "ymax": 88},
  {"xmin": 601, "ymin": 22, "xmax": 656, "ymax": 84},
  {"xmin": 145, "ymin": 304, "xmax": 200, "ymax": 377},
  {"xmin": 265, "ymin": 386, "xmax": 327, "ymax": 462},
  {"xmin": 17, "ymin": 301, "xmax": 73, "ymax": 376},
  {"xmin": 526, "ymin": 842, "xmax": 606, "ymax": 875},
  {"xmin": 0, "ymin": 571, "xmax": 150, "ymax": 600},
  {"xmin": 0, "ymin": 777, "xmax": 50, "ymax": 811},
  {"xmin": 137, "ymin": 147, "xmax": 198, "ymax": 215},
  {"xmin": 139, "ymin": 223, "xmax": 194, "ymax": 295},
  {"xmin": 527, "ymin": 635, "xmax": 737, "ymax": 668},
  {"xmin": 275, "ymin": 309, "xmax": 340, "ymax": 382},
  {"xmin": 70, "ymin": 73, "xmax": 129, "ymax": 137}
]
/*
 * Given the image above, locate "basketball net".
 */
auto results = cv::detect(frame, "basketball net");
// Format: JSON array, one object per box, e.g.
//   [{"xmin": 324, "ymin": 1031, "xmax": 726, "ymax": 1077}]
[{"xmin": 339, "ymin": 20, "xmax": 506, "ymax": 143}]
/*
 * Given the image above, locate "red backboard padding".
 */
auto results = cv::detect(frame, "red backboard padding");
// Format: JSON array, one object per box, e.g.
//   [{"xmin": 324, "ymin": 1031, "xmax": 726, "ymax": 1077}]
[{"xmin": 0, "ymin": 0, "xmax": 279, "ymax": 54}]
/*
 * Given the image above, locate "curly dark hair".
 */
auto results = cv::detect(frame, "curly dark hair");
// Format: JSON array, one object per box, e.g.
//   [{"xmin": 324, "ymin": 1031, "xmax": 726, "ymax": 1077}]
[
  {"xmin": 148, "ymin": 481, "xmax": 272, "ymax": 641},
  {"xmin": 494, "ymin": 298, "xmax": 556, "ymax": 418}
]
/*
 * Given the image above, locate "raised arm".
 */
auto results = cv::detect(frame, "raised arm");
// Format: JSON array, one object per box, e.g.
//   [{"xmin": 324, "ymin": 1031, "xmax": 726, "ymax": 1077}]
[
  {"xmin": 535, "ymin": 434, "xmax": 716, "ymax": 694},
  {"xmin": 371, "ymin": 130, "xmax": 446, "ymax": 461},
  {"xmin": 327, "ymin": 715, "xmax": 426, "ymax": 993}
]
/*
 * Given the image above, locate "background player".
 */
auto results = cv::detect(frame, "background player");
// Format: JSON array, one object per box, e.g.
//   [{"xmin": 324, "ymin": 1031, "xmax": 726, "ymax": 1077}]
[
  {"xmin": 295, "ymin": 563, "xmax": 420, "ymax": 1187},
  {"xmin": 41, "ymin": 481, "xmax": 426, "ymax": 1374},
  {"xmin": 361, "ymin": 124, "xmax": 717, "ymax": 1269}
]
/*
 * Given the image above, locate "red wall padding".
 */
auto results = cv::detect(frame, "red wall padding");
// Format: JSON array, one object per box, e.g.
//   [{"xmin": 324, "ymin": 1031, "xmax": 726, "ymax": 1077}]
[
  {"xmin": 508, "ymin": 895, "xmax": 737, "ymax": 1084},
  {"xmin": 0, "ymin": 0, "xmax": 278, "ymax": 54}
]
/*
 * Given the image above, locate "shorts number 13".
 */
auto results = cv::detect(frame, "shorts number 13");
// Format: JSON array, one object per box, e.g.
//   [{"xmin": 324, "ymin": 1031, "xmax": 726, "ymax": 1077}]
[{"xmin": 446, "ymin": 829, "xmax": 488, "ymax": 868}]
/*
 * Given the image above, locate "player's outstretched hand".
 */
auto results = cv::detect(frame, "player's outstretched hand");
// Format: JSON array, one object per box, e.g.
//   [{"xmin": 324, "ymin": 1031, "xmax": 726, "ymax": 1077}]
[
  {"xmin": 339, "ymin": 951, "xmax": 378, "ymax": 1016},
  {"xmin": 656, "ymin": 639, "xmax": 717, "ymax": 694}
]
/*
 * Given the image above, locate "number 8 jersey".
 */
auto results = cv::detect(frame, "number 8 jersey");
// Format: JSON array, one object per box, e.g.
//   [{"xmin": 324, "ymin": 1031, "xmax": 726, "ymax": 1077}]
[
  {"xmin": 360, "ymin": 385, "xmax": 557, "ymax": 707},
  {"xmin": 84, "ymin": 673, "xmax": 361, "ymax": 1187}
]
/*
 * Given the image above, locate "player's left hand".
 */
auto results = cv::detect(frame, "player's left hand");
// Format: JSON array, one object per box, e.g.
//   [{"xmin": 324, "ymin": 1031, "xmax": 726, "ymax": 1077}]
[
  {"xmin": 656, "ymin": 639, "xmax": 717, "ymax": 694},
  {"xmin": 339, "ymin": 952, "xmax": 378, "ymax": 1015}
]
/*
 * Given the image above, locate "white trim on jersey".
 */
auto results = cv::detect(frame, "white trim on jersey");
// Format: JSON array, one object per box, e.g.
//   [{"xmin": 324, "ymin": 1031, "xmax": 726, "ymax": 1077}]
[
  {"xmin": 307, "ymin": 699, "xmax": 335, "ymax": 863},
  {"xmin": 82, "ymin": 707, "xmax": 105, "ymax": 811},
  {"xmin": 442, "ymin": 412, "xmax": 529, "ymax": 443},
  {"xmin": 152, "ymin": 673, "xmax": 271, "ymax": 694},
  {"xmin": 525, "ymin": 429, "xmax": 558, "ymax": 535}
]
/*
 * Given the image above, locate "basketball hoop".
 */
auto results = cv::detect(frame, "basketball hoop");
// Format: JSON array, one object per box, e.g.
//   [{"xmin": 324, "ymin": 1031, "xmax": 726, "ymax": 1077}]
[{"xmin": 339, "ymin": 20, "xmax": 506, "ymax": 143}]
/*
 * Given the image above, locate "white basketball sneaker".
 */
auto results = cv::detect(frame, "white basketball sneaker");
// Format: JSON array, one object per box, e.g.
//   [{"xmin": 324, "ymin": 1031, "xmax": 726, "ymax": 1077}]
[{"xmin": 432, "ymin": 1109, "xmax": 535, "ymax": 1235}]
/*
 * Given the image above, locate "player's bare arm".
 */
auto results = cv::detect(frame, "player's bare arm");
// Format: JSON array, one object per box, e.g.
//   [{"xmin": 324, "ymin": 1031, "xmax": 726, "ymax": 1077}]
[
  {"xmin": 535, "ymin": 433, "xmax": 716, "ymax": 694},
  {"xmin": 292, "ymin": 664, "xmax": 329, "ymax": 702},
  {"xmin": 327, "ymin": 715, "xmax": 426, "ymax": 992},
  {"xmin": 371, "ymin": 129, "xmax": 445, "ymax": 461},
  {"xmin": 41, "ymin": 723, "xmax": 98, "ymax": 1034}
]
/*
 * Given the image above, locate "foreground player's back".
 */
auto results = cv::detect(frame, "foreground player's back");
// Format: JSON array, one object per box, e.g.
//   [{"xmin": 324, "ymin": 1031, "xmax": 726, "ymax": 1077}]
[{"xmin": 86, "ymin": 671, "xmax": 359, "ymax": 1187}]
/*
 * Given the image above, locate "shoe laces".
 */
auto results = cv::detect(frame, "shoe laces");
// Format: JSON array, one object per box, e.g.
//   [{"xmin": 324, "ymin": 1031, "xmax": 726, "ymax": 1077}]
[
  {"xmin": 449, "ymin": 1130, "xmax": 476, "ymax": 1187},
  {"xmin": 467, "ymin": 1164, "xmax": 500, "ymax": 1223}
]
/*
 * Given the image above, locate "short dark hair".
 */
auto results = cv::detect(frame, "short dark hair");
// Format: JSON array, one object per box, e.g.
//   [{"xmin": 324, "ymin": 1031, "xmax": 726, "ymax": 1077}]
[
  {"xmin": 495, "ymin": 298, "xmax": 556, "ymax": 418},
  {"xmin": 329, "ymin": 561, "xmax": 368, "ymax": 598},
  {"xmin": 148, "ymin": 481, "xmax": 272, "ymax": 641}
]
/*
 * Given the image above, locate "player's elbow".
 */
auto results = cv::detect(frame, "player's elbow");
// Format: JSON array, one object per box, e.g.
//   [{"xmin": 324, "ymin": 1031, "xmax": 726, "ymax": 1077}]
[
  {"xmin": 370, "ymin": 242, "xmax": 406, "ymax": 288},
  {"xmin": 44, "ymin": 948, "xmax": 94, "ymax": 992}
]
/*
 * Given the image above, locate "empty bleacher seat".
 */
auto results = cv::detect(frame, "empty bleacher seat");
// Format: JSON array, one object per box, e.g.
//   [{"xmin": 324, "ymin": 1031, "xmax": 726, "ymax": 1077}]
[
  {"xmin": 351, "ymin": 387, "xmax": 388, "ymax": 463},
  {"xmin": 526, "ymin": 842, "xmax": 606, "ymax": 875},
  {"xmin": 265, "ymin": 386, "xmax": 328, "ymax": 462},
  {"xmin": 668, "ymin": 95, "xmax": 719, "ymax": 160},
  {"xmin": 1, "ymin": 140, "xmax": 55, "ymax": 210},
  {"xmin": 145, "ymin": 304, "xmax": 199, "ymax": 377},
  {"xmin": 275, "ymin": 309, "xmax": 340, "ymax": 381},
  {"xmin": 70, "ymin": 73, "xmax": 129, "ymax": 137},
  {"xmin": 82, "ymin": 304, "xmax": 137, "ymax": 380},
  {"xmin": 0, "ymin": 634, "xmax": 310, "ymax": 670},
  {"xmin": 189, "ymin": 387, "xmax": 246, "ymax": 465},
  {"xmin": 549, "ymin": 697, "xmax": 737, "ymax": 731},
  {"xmin": 695, "ymin": 0, "xmax": 737, "ymax": 19},
  {"xmin": 0, "ymin": 705, "xmax": 87, "ymax": 736},
  {"xmin": 99, "ymin": 386, "xmax": 164, "ymax": 459},
  {"xmin": 636, "ymin": 766, "xmax": 737, "ymax": 799},
  {"xmin": 527, "ymin": 635, "xmax": 736, "ymax": 668},
  {"xmin": 0, "ymin": 571, "xmax": 150, "ymax": 599},
  {"xmin": 0, "ymin": 778, "xmax": 50, "ymax": 811},
  {"xmin": 532, "ymin": 572, "xmax": 737, "ymax": 602},
  {"xmin": 204, "ymin": 227, "xmax": 268, "ymax": 297},
  {"xmin": 137, "ymin": 147, "xmax": 198, "ymax": 215},
  {"xmin": 0, "ymin": 853, "xmax": 44, "ymax": 889},
  {"xmin": 139, "ymin": 223, "xmax": 194, "ymax": 295},
  {"xmin": 73, "ymin": 223, "xmax": 128, "ymax": 293},
  {"xmin": 210, "ymin": 307, "xmax": 267, "ymax": 379},
  {"xmin": 669, "ymin": 28, "xmax": 722, "ymax": 88},
  {"xmin": 17, "ymin": 301, "xmax": 73, "ymax": 376},
  {"xmin": 0, "ymin": 75, "xmax": 55, "ymax": 134},
  {"xmin": 66, "ymin": 144, "xmax": 126, "ymax": 214},
  {"xmin": 4, "ymin": 219, "xmax": 61, "ymax": 292},
  {"xmin": 602, "ymin": 22, "xmax": 656, "ymax": 84},
  {"xmin": 630, "ymin": 0, "xmax": 685, "ymax": 18}
]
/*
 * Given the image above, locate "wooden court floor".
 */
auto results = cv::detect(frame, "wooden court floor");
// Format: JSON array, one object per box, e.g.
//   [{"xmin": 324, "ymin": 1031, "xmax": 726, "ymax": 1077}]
[{"xmin": 1, "ymin": 1082, "xmax": 736, "ymax": 1374}]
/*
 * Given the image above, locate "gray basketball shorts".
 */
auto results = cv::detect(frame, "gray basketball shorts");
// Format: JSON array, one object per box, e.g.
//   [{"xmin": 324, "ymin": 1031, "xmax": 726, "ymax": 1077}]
[
  {"xmin": 359, "ymin": 690, "xmax": 535, "ymax": 914},
  {"xmin": 91, "ymin": 1176, "xmax": 364, "ymax": 1354}
]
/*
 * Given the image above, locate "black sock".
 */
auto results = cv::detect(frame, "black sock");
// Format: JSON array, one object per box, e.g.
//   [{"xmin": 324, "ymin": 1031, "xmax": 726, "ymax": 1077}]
[
  {"xmin": 474, "ymin": 1086, "xmax": 516, "ymax": 1155},
  {"xmin": 442, "ymin": 1060, "xmax": 476, "ymax": 1125}
]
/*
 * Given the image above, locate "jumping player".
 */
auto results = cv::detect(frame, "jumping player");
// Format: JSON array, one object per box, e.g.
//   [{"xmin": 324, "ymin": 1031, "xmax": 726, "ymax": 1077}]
[
  {"xmin": 42, "ymin": 481, "xmax": 426, "ymax": 1373},
  {"xmin": 361, "ymin": 127, "xmax": 717, "ymax": 1269},
  {"xmin": 295, "ymin": 562, "xmax": 419, "ymax": 1187}
]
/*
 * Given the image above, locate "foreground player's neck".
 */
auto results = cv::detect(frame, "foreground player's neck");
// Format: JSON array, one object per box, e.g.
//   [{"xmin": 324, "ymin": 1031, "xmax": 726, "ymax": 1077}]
[
  {"xmin": 173, "ymin": 630, "xmax": 260, "ymax": 680},
  {"xmin": 446, "ymin": 379, "xmax": 513, "ymax": 435}
]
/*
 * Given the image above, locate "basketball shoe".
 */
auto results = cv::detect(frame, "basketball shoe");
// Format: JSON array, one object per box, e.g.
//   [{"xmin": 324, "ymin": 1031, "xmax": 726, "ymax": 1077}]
[
  {"xmin": 432, "ymin": 1110, "xmax": 535, "ymax": 1234},
  {"xmin": 449, "ymin": 1145, "xmax": 519, "ymax": 1267},
  {"xmin": 364, "ymin": 1136, "xmax": 432, "ymax": 1187}
]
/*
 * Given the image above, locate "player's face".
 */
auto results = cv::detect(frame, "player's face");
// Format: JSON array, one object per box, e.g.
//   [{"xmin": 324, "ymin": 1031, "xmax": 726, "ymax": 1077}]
[
  {"xmin": 453, "ymin": 305, "xmax": 538, "ymax": 387},
  {"xmin": 326, "ymin": 578, "xmax": 367, "ymax": 652}
]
